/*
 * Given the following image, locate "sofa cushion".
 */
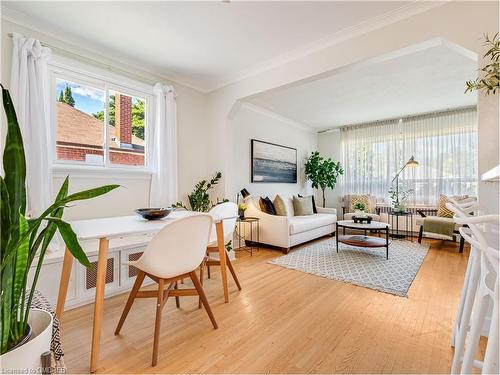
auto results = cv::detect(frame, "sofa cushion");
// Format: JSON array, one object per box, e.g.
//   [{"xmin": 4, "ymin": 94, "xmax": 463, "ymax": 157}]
[
  {"xmin": 343, "ymin": 212, "xmax": 381, "ymax": 222},
  {"xmin": 289, "ymin": 213, "xmax": 336, "ymax": 235},
  {"xmin": 259, "ymin": 197, "xmax": 276, "ymax": 215},
  {"xmin": 293, "ymin": 196, "xmax": 314, "ymax": 216},
  {"xmin": 274, "ymin": 194, "xmax": 294, "ymax": 217},
  {"xmin": 298, "ymin": 194, "xmax": 318, "ymax": 214}
]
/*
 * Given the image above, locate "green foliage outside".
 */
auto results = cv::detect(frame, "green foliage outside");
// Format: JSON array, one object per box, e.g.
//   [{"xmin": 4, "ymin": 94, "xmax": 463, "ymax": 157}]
[
  {"xmin": 466, "ymin": 33, "xmax": 499, "ymax": 95},
  {"xmin": 304, "ymin": 151, "xmax": 344, "ymax": 208},
  {"xmin": 92, "ymin": 95, "xmax": 145, "ymax": 140},
  {"xmin": 58, "ymin": 84, "xmax": 75, "ymax": 107},
  {"xmin": 0, "ymin": 84, "xmax": 119, "ymax": 354}
]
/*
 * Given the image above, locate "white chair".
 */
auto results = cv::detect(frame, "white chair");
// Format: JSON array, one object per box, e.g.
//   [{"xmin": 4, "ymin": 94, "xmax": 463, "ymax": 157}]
[
  {"xmin": 447, "ymin": 203, "xmax": 499, "ymax": 374},
  {"xmin": 114, "ymin": 214, "xmax": 217, "ymax": 367},
  {"xmin": 200, "ymin": 202, "xmax": 242, "ymax": 305}
]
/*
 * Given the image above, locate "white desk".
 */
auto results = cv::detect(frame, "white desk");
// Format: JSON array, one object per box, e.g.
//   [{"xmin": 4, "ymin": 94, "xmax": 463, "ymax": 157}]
[{"xmin": 55, "ymin": 211, "xmax": 231, "ymax": 373}]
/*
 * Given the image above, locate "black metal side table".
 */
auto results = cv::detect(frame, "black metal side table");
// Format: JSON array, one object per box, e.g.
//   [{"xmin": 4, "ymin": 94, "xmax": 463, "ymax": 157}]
[
  {"xmin": 236, "ymin": 217, "xmax": 260, "ymax": 255},
  {"xmin": 387, "ymin": 210, "xmax": 414, "ymax": 241}
]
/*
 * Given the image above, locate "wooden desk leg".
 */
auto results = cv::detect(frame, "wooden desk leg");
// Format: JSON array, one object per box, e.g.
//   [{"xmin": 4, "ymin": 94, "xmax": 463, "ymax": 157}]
[
  {"xmin": 90, "ymin": 238, "xmax": 109, "ymax": 373},
  {"xmin": 216, "ymin": 221, "xmax": 229, "ymax": 303},
  {"xmin": 55, "ymin": 248, "xmax": 73, "ymax": 319}
]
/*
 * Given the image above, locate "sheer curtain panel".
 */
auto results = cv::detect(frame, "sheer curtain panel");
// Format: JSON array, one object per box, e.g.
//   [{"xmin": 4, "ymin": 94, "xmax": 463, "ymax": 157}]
[
  {"xmin": 150, "ymin": 83, "xmax": 178, "ymax": 207},
  {"xmin": 341, "ymin": 107, "xmax": 477, "ymax": 206},
  {"xmin": 10, "ymin": 33, "xmax": 53, "ymax": 217}
]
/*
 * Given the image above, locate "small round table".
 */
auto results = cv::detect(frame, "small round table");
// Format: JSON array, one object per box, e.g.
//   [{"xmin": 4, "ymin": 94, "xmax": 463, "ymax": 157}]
[
  {"xmin": 236, "ymin": 216, "xmax": 260, "ymax": 255},
  {"xmin": 336, "ymin": 220, "xmax": 391, "ymax": 259},
  {"xmin": 387, "ymin": 210, "xmax": 414, "ymax": 241}
]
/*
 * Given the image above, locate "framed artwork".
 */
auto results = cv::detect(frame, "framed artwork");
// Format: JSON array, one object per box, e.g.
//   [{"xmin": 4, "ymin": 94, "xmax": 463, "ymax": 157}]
[{"xmin": 251, "ymin": 139, "xmax": 297, "ymax": 183}]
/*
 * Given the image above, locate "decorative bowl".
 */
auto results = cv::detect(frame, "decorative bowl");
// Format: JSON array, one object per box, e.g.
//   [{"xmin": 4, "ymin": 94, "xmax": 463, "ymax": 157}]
[{"xmin": 135, "ymin": 207, "xmax": 173, "ymax": 220}]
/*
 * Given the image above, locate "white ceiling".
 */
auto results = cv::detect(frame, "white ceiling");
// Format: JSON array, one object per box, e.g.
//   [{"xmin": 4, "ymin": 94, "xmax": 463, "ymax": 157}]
[
  {"xmin": 2, "ymin": 1, "xmax": 433, "ymax": 92},
  {"xmin": 245, "ymin": 43, "xmax": 477, "ymax": 131}
]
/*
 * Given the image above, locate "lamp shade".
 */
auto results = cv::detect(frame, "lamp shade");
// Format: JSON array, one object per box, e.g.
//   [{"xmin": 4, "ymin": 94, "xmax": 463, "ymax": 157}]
[
  {"xmin": 406, "ymin": 156, "xmax": 419, "ymax": 167},
  {"xmin": 240, "ymin": 188, "xmax": 251, "ymax": 199}
]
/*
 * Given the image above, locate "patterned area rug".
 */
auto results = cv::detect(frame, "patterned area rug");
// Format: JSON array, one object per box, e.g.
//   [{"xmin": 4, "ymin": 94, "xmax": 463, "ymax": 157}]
[{"xmin": 269, "ymin": 238, "xmax": 429, "ymax": 297}]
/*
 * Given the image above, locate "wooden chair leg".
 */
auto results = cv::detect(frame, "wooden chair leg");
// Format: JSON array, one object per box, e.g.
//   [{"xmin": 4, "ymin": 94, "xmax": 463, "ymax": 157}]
[
  {"xmin": 189, "ymin": 271, "xmax": 218, "ymax": 329},
  {"xmin": 418, "ymin": 226, "xmax": 423, "ymax": 243},
  {"xmin": 115, "ymin": 271, "xmax": 145, "ymax": 335},
  {"xmin": 174, "ymin": 282, "xmax": 180, "ymax": 308},
  {"xmin": 152, "ymin": 279, "xmax": 165, "ymax": 367},
  {"xmin": 198, "ymin": 263, "xmax": 204, "ymax": 309},
  {"xmin": 459, "ymin": 235, "xmax": 465, "ymax": 253},
  {"xmin": 225, "ymin": 253, "xmax": 242, "ymax": 291},
  {"xmin": 207, "ymin": 264, "xmax": 211, "ymax": 279}
]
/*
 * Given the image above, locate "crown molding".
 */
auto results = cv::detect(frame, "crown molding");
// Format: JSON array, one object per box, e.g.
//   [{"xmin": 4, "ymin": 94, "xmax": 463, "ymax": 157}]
[
  {"xmin": 207, "ymin": 1, "xmax": 448, "ymax": 92},
  {"xmin": 239, "ymin": 102, "xmax": 315, "ymax": 134},
  {"xmin": 0, "ymin": 5, "xmax": 208, "ymax": 93}
]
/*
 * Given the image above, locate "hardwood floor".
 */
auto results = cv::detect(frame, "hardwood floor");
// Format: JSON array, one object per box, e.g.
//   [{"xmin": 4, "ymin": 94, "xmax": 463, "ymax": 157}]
[{"xmin": 61, "ymin": 237, "xmax": 473, "ymax": 373}]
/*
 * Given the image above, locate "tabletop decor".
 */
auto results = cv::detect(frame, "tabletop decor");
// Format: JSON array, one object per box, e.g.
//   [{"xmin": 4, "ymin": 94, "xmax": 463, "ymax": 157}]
[
  {"xmin": 238, "ymin": 203, "xmax": 247, "ymax": 219},
  {"xmin": 135, "ymin": 207, "xmax": 173, "ymax": 220},
  {"xmin": 0, "ymin": 85, "xmax": 119, "ymax": 368},
  {"xmin": 353, "ymin": 201, "xmax": 368, "ymax": 218},
  {"xmin": 305, "ymin": 151, "xmax": 343, "ymax": 207}
]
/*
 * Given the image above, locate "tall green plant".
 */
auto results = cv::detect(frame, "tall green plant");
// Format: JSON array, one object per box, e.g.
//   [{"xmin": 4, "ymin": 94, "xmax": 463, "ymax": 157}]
[
  {"xmin": 0, "ymin": 85, "xmax": 119, "ymax": 354},
  {"xmin": 304, "ymin": 151, "xmax": 344, "ymax": 208},
  {"xmin": 172, "ymin": 172, "xmax": 223, "ymax": 212},
  {"xmin": 466, "ymin": 33, "xmax": 499, "ymax": 95}
]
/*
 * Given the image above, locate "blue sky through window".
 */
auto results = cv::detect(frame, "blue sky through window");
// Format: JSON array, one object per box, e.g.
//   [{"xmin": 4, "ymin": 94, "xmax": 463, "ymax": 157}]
[{"xmin": 56, "ymin": 79, "xmax": 104, "ymax": 115}]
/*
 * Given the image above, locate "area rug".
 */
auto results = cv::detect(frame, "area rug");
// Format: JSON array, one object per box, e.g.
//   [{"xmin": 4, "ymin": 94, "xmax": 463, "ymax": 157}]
[{"xmin": 269, "ymin": 238, "xmax": 429, "ymax": 297}]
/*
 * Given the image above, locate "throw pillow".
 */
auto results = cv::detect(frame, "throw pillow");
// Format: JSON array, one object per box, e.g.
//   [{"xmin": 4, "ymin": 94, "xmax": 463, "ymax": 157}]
[
  {"xmin": 293, "ymin": 195, "xmax": 314, "ymax": 216},
  {"xmin": 349, "ymin": 194, "xmax": 371, "ymax": 213},
  {"xmin": 259, "ymin": 197, "xmax": 277, "ymax": 215},
  {"xmin": 437, "ymin": 194, "xmax": 469, "ymax": 218},
  {"xmin": 298, "ymin": 194, "xmax": 318, "ymax": 214},
  {"xmin": 274, "ymin": 194, "xmax": 294, "ymax": 216}
]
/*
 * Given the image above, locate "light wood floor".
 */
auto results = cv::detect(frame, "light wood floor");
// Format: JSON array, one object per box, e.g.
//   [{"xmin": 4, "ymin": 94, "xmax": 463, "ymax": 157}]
[{"xmin": 61, "ymin": 237, "xmax": 473, "ymax": 373}]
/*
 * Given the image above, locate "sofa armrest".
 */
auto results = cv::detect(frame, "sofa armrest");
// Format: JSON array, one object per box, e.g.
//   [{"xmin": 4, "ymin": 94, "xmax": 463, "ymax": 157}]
[{"xmin": 316, "ymin": 207, "xmax": 337, "ymax": 216}]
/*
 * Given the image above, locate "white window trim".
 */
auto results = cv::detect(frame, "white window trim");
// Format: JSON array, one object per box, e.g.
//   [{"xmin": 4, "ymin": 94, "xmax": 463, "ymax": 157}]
[{"xmin": 47, "ymin": 54, "xmax": 155, "ymax": 175}]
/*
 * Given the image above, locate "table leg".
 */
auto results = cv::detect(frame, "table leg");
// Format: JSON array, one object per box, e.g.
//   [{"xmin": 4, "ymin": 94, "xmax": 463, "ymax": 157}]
[
  {"xmin": 216, "ymin": 221, "xmax": 229, "ymax": 303},
  {"xmin": 90, "ymin": 238, "xmax": 109, "ymax": 373},
  {"xmin": 386, "ymin": 227, "xmax": 389, "ymax": 260},
  {"xmin": 55, "ymin": 247, "xmax": 73, "ymax": 319},
  {"xmin": 336, "ymin": 223, "xmax": 339, "ymax": 253}
]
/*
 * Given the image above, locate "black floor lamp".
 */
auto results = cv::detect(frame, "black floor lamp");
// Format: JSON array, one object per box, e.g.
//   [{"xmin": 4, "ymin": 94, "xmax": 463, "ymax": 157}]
[{"xmin": 391, "ymin": 156, "xmax": 419, "ymax": 208}]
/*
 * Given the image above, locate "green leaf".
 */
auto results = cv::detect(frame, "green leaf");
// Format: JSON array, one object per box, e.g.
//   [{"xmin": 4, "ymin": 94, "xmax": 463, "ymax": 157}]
[
  {"xmin": 45, "ymin": 218, "xmax": 92, "ymax": 268},
  {"xmin": 1, "ymin": 177, "xmax": 11, "ymax": 263},
  {"xmin": 11, "ymin": 214, "xmax": 29, "ymax": 341},
  {"xmin": 1, "ymin": 85, "xmax": 26, "ymax": 245}
]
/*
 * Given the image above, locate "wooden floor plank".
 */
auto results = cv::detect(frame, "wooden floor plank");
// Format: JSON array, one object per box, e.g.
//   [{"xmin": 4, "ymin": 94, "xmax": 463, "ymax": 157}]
[{"xmin": 60, "ymin": 237, "xmax": 474, "ymax": 373}]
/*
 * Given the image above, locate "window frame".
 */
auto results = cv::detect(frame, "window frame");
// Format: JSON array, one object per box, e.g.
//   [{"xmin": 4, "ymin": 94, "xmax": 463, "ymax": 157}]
[{"xmin": 48, "ymin": 58, "xmax": 154, "ymax": 174}]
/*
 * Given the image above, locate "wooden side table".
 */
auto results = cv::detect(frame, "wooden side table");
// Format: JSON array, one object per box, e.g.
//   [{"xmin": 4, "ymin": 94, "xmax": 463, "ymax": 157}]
[{"xmin": 236, "ymin": 217, "xmax": 260, "ymax": 255}]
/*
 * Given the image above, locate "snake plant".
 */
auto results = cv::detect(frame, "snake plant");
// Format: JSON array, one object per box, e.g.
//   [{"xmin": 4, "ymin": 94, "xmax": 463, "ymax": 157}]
[{"xmin": 0, "ymin": 85, "xmax": 120, "ymax": 354}]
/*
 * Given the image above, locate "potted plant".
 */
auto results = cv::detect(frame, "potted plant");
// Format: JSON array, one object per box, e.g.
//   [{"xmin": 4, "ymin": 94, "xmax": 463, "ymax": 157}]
[
  {"xmin": 304, "ymin": 151, "xmax": 344, "ymax": 208},
  {"xmin": 353, "ymin": 202, "xmax": 367, "ymax": 218},
  {"xmin": 0, "ymin": 85, "xmax": 119, "ymax": 370},
  {"xmin": 238, "ymin": 203, "xmax": 247, "ymax": 219},
  {"xmin": 388, "ymin": 184, "xmax": 413, "ymax": 213}
]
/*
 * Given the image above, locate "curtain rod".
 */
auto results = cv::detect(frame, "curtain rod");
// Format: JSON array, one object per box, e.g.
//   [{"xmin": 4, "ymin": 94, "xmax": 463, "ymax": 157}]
[
  {"xmin": 318, "ymin": 105, "xmax": 477, "ymax": 134},
  {"xmin": 7, "ymin": 32, "xmax": 158, "ymax": 85}
]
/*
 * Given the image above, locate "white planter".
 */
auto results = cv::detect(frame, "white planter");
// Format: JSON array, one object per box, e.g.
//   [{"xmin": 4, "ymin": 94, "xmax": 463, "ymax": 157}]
[
  {"xmin": 354, "ymin": 209, "xmax": 367, "ymax": 218},
  {"xmin": 1, "ymin": 309, "xmax": 53, "ymax": 372}
]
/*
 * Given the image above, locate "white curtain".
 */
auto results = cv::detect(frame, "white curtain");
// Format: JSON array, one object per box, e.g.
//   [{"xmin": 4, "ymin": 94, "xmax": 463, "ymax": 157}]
[
  {"xmin": 10, "ymin": 33, "xmax": 53, "ymax": 217},
  {"xmin": 341, "ymin": 107, "xmax": 477, "ymax": 206},
  {"xmin": 150, "ymin": 83, "xmax": 178, "ymax": 207}
]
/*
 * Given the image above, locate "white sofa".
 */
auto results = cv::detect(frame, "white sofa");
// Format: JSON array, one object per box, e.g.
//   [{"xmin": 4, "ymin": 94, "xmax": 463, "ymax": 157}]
[{"xmin": 244, "ymin": 195, "xmax": 337, "ymax": 253}]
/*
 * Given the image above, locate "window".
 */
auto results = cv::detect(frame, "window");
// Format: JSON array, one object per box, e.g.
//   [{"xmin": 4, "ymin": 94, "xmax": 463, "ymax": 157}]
[
  {"xmin": 52, "ymin": 67, "xmax": 151, "ymax": 170},
  {"xmin": 340, "ymin": 108, "xmax": 477, "ymax": 206}
]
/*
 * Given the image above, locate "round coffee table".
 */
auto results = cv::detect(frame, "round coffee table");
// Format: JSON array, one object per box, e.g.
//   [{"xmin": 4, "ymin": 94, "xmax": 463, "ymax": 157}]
[{"xmin": 336, "ymin": 220, "xmax": 391, "ymax": 259}]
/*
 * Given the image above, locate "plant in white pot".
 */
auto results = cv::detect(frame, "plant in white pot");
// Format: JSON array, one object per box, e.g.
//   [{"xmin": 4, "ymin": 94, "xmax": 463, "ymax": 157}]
[
  {"xmin": 0, "ymin": 85, "xmax": 119, "ymax": 370},
  {"xmin": 353, "ymin": 202, "xmax": 368, "ymax": 218}
]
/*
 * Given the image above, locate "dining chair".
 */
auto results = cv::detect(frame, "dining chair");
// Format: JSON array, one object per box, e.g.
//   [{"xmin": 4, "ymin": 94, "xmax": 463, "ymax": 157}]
[
  {"xmin": 114, "ymin": 214, "xmax": 218, "ymax": 367},
  {"xmin": 199, "ymin": 202, "xmax": 241, "ymax": 306}
]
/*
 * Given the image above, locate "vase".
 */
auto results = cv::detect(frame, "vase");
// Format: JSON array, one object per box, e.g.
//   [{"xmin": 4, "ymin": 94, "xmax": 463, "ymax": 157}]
[
  {"xmin": 238, "ymin": 209, "xmax": 245, "ymax": 219},
  {"xmin": 1, "ymin": 309, "xmax": 53, "ymax": 372}
]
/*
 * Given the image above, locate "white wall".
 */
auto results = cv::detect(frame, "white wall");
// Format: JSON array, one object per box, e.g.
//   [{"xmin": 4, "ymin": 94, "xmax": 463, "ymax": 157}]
[
  {"xmin": 1, "ymin": 19, "xmax": 209, "ymax": 220},
  {"xmin": 227, "ymin": 103, "xmax": 317, "ymax": 201},
  {"xmin": 316, "ymin": 130, "xmax": 342, "ymax": 214}
]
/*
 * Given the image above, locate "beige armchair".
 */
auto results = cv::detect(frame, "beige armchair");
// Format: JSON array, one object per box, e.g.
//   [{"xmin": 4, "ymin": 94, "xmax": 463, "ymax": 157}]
[{"xmin": 342, "ymin": 194, "xmax": 381, "ymax": 221}]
